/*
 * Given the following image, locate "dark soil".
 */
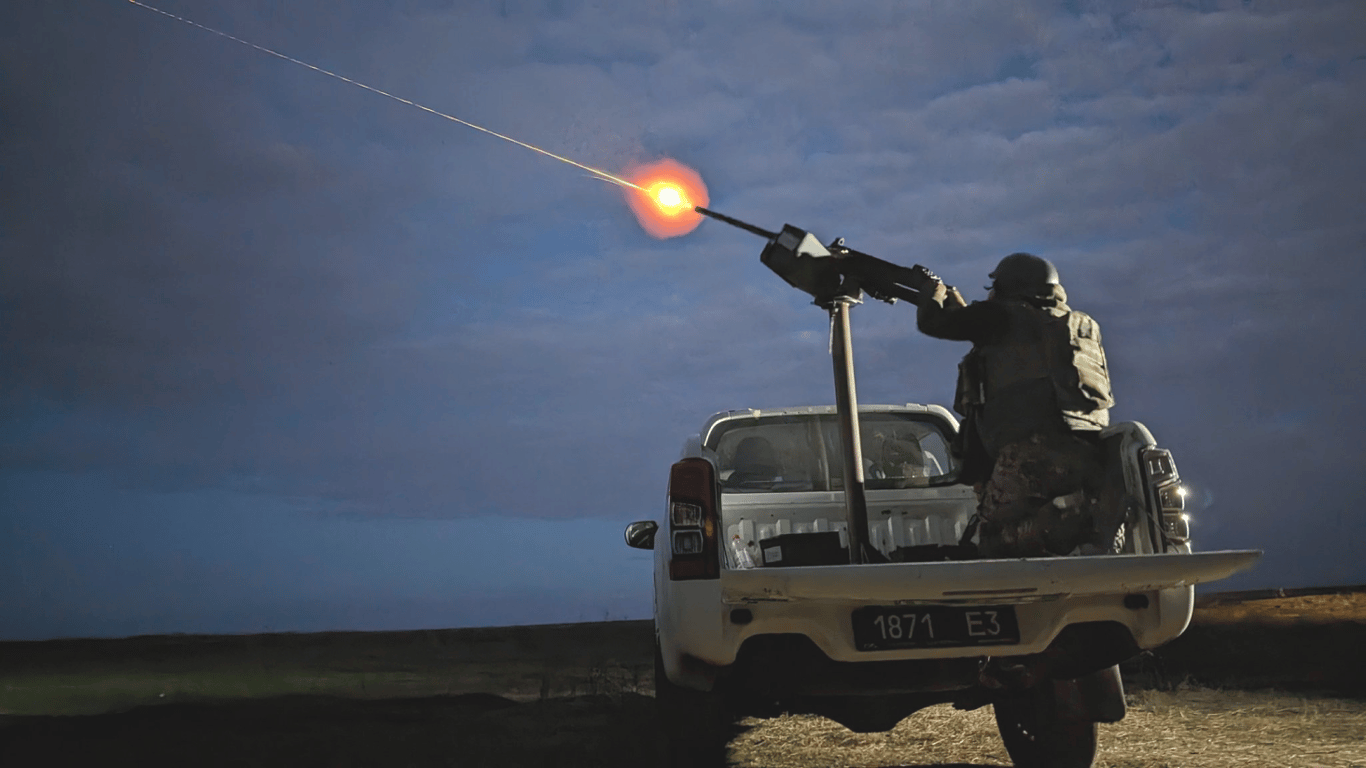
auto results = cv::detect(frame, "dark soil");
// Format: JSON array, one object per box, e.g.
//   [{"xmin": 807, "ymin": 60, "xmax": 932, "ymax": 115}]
[
  {"xmin": 0, "ymin": 692, "xmax": 664, "ymax": 768},
  {"xmin": 3, "ymin": 589, "xmax": 1363, "ymax": 767},
  {"xmin": 1121, "ymin": 589, "xmax": 1366, "ymax": 695}
]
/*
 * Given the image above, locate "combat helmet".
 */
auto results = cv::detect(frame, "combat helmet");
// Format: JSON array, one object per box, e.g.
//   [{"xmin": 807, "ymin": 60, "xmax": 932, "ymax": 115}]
[{"xmin": 989, "ymin": 252, "xmax": 1059, "ymax": 299}]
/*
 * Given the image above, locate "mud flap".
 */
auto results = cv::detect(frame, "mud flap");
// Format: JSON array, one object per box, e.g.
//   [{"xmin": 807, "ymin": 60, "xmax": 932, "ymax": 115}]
[{"xmin": 1054, "ymin": 664, "xmax": 1125, "ymax": 724}]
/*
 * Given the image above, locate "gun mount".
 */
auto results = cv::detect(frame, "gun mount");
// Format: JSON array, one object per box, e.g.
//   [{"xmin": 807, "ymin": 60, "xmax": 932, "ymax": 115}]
[{"xmin": 694, "ymin": 206, "xmax": 951, "ymax": 564}]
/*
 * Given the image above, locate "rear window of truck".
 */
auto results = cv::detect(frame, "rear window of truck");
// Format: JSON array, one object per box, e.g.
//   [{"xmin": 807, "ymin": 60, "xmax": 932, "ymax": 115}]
[{"xmin": 708, "ymin": 413, "xmax": 959, "ymax": 493}]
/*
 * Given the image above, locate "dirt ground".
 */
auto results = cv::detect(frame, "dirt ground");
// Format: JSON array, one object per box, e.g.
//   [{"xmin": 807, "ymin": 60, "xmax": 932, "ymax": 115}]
[
  {"xmin": 1133, "ymin": 590, "xmax": 1366, "ymax": 695},
  {"xmin": 3, "ymin": 685, "xmax": 1362, "ymax": 767},
  {"xmin": 1195, "ymin": 591, "xmax": 1366, "ymax": 625},
  {"xmin": 2, "ymin": 591, "xmax": 1363, "ymax": 767}
]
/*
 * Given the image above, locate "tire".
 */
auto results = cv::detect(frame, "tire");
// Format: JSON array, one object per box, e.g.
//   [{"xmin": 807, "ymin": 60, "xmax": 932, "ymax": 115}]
[
  {"xmin": 993, "ymin": 684, "xmax": 1098, "ymax": 768},
  {"xmin": 654, "ymin": 645, "xmax": 731, "ymax": 768}
]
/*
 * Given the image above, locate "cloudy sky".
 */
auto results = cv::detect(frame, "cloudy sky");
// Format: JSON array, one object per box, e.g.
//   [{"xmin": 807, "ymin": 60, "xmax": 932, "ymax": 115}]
[{"xmin": 2, "ymin": 0, "xmax": 1363, "ymax": 640}]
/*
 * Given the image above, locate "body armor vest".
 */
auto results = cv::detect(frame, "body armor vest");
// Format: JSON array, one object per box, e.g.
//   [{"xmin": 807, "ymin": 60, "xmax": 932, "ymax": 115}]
[
  {"xmin": 1050, "ymin": 308, "xmax": 1114, "ymax": 429},
  {"xmin": 954, "ymin": 300, "xmax": 1114, "ymax": 451}
]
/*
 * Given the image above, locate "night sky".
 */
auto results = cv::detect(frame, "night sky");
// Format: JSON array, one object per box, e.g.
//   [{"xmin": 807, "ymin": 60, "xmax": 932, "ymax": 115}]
[{"xmin": 3, "ymin": 0, "xmax": 1363, "ymax": 641}]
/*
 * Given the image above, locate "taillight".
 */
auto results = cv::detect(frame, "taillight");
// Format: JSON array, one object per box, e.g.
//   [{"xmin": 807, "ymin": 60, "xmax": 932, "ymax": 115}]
[
  {"xmin": 1141, "ymin": 447, "xmax": 1191, "ymax": 546},
  {"xmin": 1158, "ymin": 484, "xmax": 1191, "ymax": 544},
  {"xmin": 1142, "ymin": 448, "xmax": 1176, "ymax": 485},
  {"xmin": 667, "ymin": 458, "xmax": 719, "ymax": 580}
]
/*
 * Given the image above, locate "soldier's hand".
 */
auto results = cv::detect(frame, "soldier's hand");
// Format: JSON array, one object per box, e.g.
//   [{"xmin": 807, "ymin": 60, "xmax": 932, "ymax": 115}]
[
  {"xmin": 923, "ymin": 280, "xmax": 945, "ymax": 306},
  {"xmin": 926, "ymin": 280, "xmax": 966, "ymax": 309}
]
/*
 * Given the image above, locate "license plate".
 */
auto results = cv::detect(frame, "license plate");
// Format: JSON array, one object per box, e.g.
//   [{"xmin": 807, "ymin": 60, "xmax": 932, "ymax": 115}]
[{"xmin": 852, "ymin": 605, "xmax": 1020, "ymax": 651}]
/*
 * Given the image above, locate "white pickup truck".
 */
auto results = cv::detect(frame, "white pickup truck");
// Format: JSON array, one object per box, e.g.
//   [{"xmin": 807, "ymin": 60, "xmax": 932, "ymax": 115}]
[{"xmin": 625, "ymin": 403, "xmax": 1260, "ymax": 768}]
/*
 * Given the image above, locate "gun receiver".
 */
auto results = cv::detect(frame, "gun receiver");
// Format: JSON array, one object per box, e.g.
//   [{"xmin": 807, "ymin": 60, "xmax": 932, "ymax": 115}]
[{"xmin": 826, "ymin": 240, "xmax": 941, "ymax": 306}]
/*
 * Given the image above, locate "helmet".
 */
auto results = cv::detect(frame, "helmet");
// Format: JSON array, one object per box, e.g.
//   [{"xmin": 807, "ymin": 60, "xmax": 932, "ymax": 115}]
[{"xmin": 989, "ymin": 252, "xmax": 1059, "ymax": 298}]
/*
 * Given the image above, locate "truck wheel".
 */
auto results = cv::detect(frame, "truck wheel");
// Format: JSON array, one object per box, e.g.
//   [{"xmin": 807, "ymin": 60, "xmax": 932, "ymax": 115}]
[
  {"xmin": 655, "ymin": 645, "xmax": 731, "ymax": 768},
  {"xmin": 994, "ymin": 684, "xmax": 1098, "ymax": 768}
]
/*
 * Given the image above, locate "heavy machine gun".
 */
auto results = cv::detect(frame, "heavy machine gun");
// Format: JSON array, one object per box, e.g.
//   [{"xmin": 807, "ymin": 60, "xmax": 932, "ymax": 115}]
[
  {"xmin": 695, "ymin": 207, "xmax": 944, "ymax": 308},
  {"xmin": 694, "ymin": 206, "xmax": 953, "ymax": 564}
]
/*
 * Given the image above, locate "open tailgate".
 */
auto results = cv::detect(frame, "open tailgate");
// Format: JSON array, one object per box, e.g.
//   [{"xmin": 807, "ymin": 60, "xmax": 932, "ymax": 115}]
[{"xmin": 721, "ymin": 550, "xmax": 1262, "ymax": 604}]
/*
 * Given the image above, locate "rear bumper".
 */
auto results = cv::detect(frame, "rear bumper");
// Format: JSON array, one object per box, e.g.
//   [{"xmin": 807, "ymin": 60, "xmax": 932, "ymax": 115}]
[
  {"xmin": 718, "ymin": 621, "xmax": 1140, "ymax": 698},
  {"xmin": 658, "ymin": 584, "xmax": 1193, "ymax": 691}
]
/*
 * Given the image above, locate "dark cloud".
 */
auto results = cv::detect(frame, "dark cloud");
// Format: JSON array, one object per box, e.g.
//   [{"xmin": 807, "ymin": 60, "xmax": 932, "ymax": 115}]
[
  {"xmin": 2, "ymin": 0, "xmax": 1364, "ymax": 608},
  {"xmin": 2, "ymin": 6, "xmax": 427, "ymax": 406}
]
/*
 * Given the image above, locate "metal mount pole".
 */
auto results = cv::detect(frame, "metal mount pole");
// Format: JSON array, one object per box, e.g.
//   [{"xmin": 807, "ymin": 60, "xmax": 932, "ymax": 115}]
[{"xmin": 827, "ymin": 295, "xmax": 869, "ymax": 564}]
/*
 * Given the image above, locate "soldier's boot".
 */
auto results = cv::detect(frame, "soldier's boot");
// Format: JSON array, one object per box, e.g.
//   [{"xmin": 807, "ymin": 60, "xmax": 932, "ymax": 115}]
[
  {"xmin": 1040, "ymin": 492, "xmax": 1096, "ymax": 555},
  {"xmin": 997, "ymin": 517, "xmax": 1049, "ymax": 558}
]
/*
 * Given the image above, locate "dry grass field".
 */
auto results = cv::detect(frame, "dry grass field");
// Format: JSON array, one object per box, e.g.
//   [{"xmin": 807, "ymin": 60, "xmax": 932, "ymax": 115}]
[
  {"xmin": 2, "ymin": 590, "xmax": 1363, "ymax": 767},
  {"xmin": 727, "ymin": 689, "xmax": 1366, "ymax": 768}
]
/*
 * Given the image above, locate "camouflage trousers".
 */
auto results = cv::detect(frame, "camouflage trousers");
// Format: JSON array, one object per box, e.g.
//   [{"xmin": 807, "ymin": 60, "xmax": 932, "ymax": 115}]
[{"xmin": 974, "ymin": 432, "xmax": 1103, "ymax": 558}]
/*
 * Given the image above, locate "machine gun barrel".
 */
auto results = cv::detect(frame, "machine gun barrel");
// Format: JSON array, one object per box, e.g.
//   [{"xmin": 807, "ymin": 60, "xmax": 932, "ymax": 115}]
[{"xmin": 694, "ymin": 206, "xmax": 777, "ymax": 240}]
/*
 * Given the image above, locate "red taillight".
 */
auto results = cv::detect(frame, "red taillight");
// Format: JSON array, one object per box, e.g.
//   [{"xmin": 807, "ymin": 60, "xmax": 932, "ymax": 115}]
[{"xmin": 667, "ymin": 458, "xmax": 719, "ymax": 580}]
